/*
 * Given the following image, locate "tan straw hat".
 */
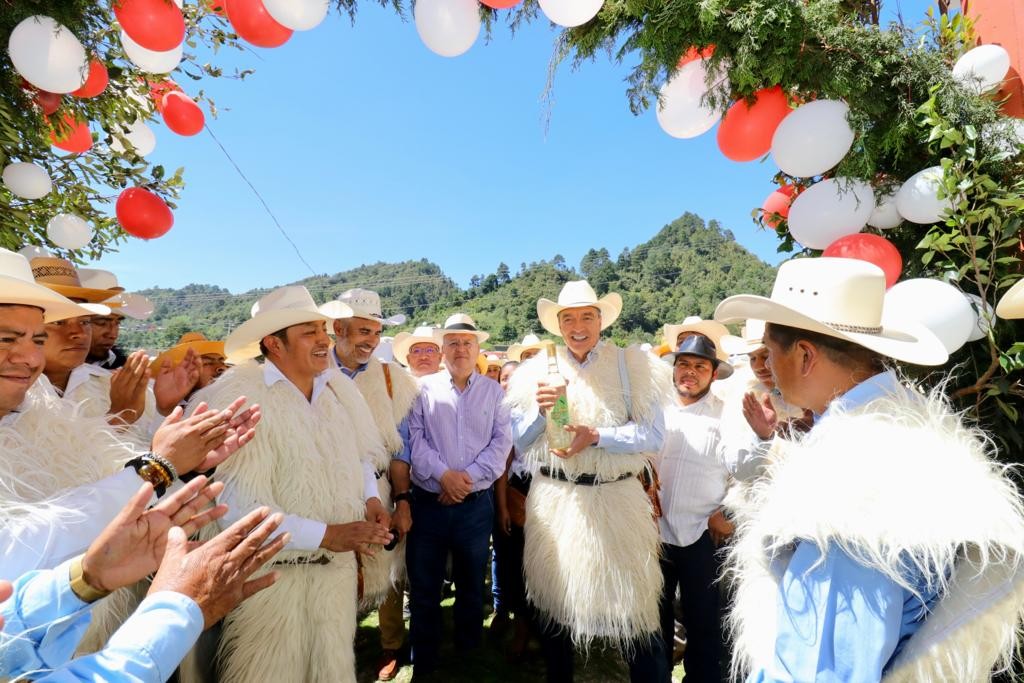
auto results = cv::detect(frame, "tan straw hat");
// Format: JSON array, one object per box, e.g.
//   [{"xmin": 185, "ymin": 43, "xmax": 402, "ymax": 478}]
[
  {"xmin": 224, "ymin": 285, "xmax": 339, "ymax": 362},
  {"xmin": 31, "ymin": 257, "xmax": 121, "ymax": 303},
  {"xmin": 714, "ymin": 257, "xmax": 948, "ymax": 366},
  {"xmin": 506, "ymin": 333, "xmax": 545, "ymax": 362},
  {"xmin": 320, "ymin": 288, "xmax": 406, "ymax": 326},
  {"xmin": 150, "ymin": 332, "xmax": 226, "ymax": 373},
  {"xmin": 537, "ymin": 280, "xmax": 622, "ymax": 337},
  {"xmin": 0, "ymin": 248, "xmax": 102, "ymax": 322}
]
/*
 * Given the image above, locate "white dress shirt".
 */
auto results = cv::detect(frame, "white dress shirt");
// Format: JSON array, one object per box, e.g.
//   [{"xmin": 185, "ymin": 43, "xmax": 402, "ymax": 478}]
[
  {"xmin": 215, "ymin": 361, "xmax": 380, "ymax": 553},
  {"xmin": 656, "ymin": 392, "xmax": 742, "ymax": 548}
]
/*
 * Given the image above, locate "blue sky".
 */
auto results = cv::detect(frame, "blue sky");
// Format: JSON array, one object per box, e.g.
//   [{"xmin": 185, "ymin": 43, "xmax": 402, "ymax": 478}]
[{"xmin": 92, "ymin": 0, "xmax": 936, "ymax": 294}]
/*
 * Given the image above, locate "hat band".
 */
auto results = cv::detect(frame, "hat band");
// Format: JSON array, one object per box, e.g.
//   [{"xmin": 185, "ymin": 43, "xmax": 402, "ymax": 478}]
[
  {"xmin": 33, "ymin": 264, "xmax": 80, "ymax": 283},
  {"xmin": 445, "ymin": 323, "xmax": 479, "ymax": 332},
  {"xmin": 824, "ymin": 321, "xmax": 883, "ymax": 335}
]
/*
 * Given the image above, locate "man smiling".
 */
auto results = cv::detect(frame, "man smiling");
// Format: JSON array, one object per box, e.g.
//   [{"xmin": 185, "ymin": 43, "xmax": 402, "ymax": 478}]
[
  {"xmin": 505, "ymin": 280, "xmax": 673, "ymax": 682},
  {"xmin": 187, "ymin": 285, "xmax": 393, "ymax": 682}
]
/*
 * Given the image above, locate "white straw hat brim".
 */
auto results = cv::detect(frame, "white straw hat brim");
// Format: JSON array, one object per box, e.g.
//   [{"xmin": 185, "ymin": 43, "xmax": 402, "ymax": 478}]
[
  {"xmin": 0, "ymin": 275, "xmax": 106, "ymax": 322},
  {"xmin": 714, "ymin": 294, "xmax": 949, "ymax": 366},
  {"xmin": 537, "ymin": 293, "xmax": 622, "ymax": 337}
]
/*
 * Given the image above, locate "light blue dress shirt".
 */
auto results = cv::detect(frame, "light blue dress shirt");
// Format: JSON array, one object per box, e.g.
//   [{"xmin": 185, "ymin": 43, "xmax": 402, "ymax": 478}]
[
  {"xmin": 1, "ymin": 560, "xmax": 203, "ymax": 682},
  {"xmin": 750, "ymin": 370, "xmax": 940, "ymax": 683},
  {"xmin": 510, "ymin": 344, "xmax": 665, "ymax": 456}
]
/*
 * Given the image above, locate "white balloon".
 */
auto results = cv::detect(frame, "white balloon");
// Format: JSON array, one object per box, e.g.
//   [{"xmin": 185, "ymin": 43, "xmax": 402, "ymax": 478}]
[
  {"xmin": 953, "ymin": 44, "xmax": 1011, "ymax": 94},
  {"xmin": 121, "ymin": 31, "xmax": 182, "ymax": 74},
  {"xmin": 414, "ymin": 0, "xmax": 480, "ymax": 58},
  {"xmin": 2, "ymin": 162, "xmax": 52, "ymax": 200},
  {"xmin": 18, "ymin": 245, "xmax": 52, "ymax": 260},
  {"xmin": 538, "ymin": 0, "xmax": 603, "ymax": 27},
  {"xmin": 884, "ymin": 278, "xmax": 976, "ymax": 354},
  {"xmin": 770, "ymin": 100, "xmax": 855, "ymax": 177},
  {"xmin": 867, "ymin": 191, "xmax": 903, "ymax": 230},
  {"xmin": 787, "ymin": 178, "xmax": 874, "ymax": 250},
  {"xmin": 895, "ymin": 166, "xmax": 952, "ymax": 224},
  {"xmin": 656, "ymin": 59, "xmax": 728, "ymax": 139},
  {"xmin": 46, "ymin": 214, "xmax": 93, "ymax": 251},
  {"xmin": 264, "ymin": 0, "xmax": 329, "ymax": 30},
  {"xmin": 8, "ymin": 16, "xmax": 89, "ymax": 94},
  {"xmin": 110, "ymin": 121, "xmax": 157, "ymax": 157},
  {"xmin": 964, "ymin": 293, "xmax": 993, "ymax": 342}
]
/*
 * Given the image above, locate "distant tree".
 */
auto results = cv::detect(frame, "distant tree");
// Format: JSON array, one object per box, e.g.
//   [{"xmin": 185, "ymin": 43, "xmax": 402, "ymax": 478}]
[
  {"xmin": 481, "ymin": 274, "xmax": 499, "ymax": 294},
  {"xmin": 552, "ymin": 254, "xmax": 567, "ymax": 271},
  {"xmin": 497, "ymin": 262, "xmax": 511, "ymax": 284},
  {"xmin": 617, "ymin": 248, "xmax": 632, "ymax": 269},
  {"xmin": 470, "ymin": 274, "xmax": 481, "ymax": 289},
  {"xmin": 498, "ymin": 322, "xmax": 516, "ymax": 342}
]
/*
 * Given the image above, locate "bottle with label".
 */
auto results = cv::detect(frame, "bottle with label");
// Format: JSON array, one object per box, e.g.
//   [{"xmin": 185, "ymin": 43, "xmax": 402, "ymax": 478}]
[{"xmin": 544, "ymin": 343, "xmax": 572, "ymax": 451}]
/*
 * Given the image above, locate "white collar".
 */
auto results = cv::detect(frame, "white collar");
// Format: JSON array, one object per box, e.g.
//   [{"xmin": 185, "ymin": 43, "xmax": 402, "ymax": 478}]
[
  {"xmin": 62, "ymin": 363, "xmax": 110, "ymax": 398},
  {"xmin": 263, "ymin": 359, "xmax": 332, "ymax": 403}
]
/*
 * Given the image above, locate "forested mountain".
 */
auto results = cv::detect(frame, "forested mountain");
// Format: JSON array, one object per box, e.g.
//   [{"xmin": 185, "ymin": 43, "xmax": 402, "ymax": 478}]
[{"xmin": 119, "ymin": 213, "xmax": 776, "ymax": 351}]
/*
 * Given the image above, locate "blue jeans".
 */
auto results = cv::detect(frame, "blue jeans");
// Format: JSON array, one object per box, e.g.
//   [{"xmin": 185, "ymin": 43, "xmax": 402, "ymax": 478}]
[{"xmin": 407, "ymin": 486, "xmax": 494, "ymax": 672}]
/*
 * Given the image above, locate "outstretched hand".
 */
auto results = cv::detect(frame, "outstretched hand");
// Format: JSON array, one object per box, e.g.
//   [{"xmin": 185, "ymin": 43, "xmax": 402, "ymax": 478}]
[
  {"xmin": 742, "ymin": 392, "xmax": 777, "ymax": 440},
  {"xmin": 154, "ymin": 348, "xmax": 200, "ymax": 416}
]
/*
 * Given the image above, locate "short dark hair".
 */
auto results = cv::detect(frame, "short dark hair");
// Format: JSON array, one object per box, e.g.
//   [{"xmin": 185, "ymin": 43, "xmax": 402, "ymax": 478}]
[
  {"xmin": 764, "ymin": 322, "xmax": 886, "ymax": 374},
  {"xmin": 258, "ymin": 329, "xmax": 290, "ymax": 358}
]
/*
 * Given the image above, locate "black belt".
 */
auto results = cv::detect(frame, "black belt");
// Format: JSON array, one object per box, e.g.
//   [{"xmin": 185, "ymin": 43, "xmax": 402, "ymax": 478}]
[
  {"xmin": 509, "ymin": 471, "xmax": 532, "ymax": 495},
  {"xmin": 375, "ymin": 469, "xmax": 384, "ymax": 480},
  {"xmin": 273, "ymin": 554, "xmax": 330, "ymax": 567},
  {"xmin": 412, "ymin": 485, "xmax": 488, "ymax": 503},
  {"xmin": 538, "ymin": 466, "xmax": 635, "ymax": 487}
]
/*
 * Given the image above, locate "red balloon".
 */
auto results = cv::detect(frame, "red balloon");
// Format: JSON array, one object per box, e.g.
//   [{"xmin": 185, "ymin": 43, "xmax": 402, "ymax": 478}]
[
  {"xmin": 677, "ymin": 45, "xmax": 714, "ymax": 69},
  {"xmin": 717, "ymin": 86, "xmax": 792, "ymax": 162},
  {"xmin": 761, "ymin": 184, "xmax": 798, "ymax": 229},
  {"xmin": 113, "ymin": 0, "xmax": 186, "ymax": 52},
  {"xmin": 49, "ymin": 114, "xmax": 93, "ymax": 153},
  {"xmin": 162, "ymin": 91, "xmax": 205, "ymax": 136},
  {"xmin": 34, "ymin": 90, "xmax": 62, "ymax": 115},
  {"xmin": 226, "ymin": 0, "xmax": 293, "ymax": 48},
  {"xmin": 481, "ymin": 0, "xmax": 522, "ymax": 8},
  {"xmin": 823, "ymin": 233, "xmax": 903, "ymax": 288},
  {"xmin": 116, "ymin": 187, "xmax": 174, "ymax": 239},
  {"xmin": 72, "ymin": 59, "xmax": 109, "ymax": 98}
]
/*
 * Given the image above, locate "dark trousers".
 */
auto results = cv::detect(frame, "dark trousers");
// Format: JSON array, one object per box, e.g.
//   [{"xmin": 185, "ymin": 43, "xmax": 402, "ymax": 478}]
[
  {"xmin": 659, "ymin": 532, "xmax": 724, "ymax": 682},
  {"xmin": 531, "ymin": 605, "xmax": 670, "ymax": 683},
  {"xmin": 407, "ymin": 486, "xmax": 494, "ymax": 672},
  {"xmin": 492, "ymin": 476, "xmax": 528, "ymax": 614}
]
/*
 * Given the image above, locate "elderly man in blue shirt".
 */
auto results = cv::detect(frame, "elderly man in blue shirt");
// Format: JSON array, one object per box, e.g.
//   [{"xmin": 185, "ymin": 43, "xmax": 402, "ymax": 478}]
[
  {"xmin": 715, "ymin": 257, "xmax": 1024, "ymax": 682},
  {"xmin": 406, "ymin": 313, "xmax": 511, "ymax": 677}
]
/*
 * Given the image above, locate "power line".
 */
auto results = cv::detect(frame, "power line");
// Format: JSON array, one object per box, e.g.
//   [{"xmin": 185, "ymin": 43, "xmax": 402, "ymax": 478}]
[{"xmin": 203, "ymin": 123, "xmax": 318, "ymax": 277}]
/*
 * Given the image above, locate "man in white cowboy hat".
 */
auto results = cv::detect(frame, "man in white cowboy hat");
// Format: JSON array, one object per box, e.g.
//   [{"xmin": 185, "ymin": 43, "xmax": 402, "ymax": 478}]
[
  {"xmin": 184, "ymin": 285, "xmax": 394, "ymax": 683},
  {"xmin": 30, "ymin": 257, "xmax": 191, "ymax": 438},
  {"xmin": 714, "ymin": 257, "xmax": 1024, "ymax": 682},
  {"xmin": 662, "ymin": 315, "xmax": 734, "ymax": 380},
  {"xmin": 393, "ymin": 324, "xmax": 443, "ymax": 378},
  {"xmin": 322, "ymin": 287, "xmax": 418, "ymax": 680},
  {"xmin": 405, "ymin": 313, "xmax": 511, "ymax": 676},
  {"xmin": 506, "ymin": 333, "xmax": 545, "ymax": 363},
  {"xmin": 654, "ymin": 333, "xmax": 748, "ymax": 681},
  {"xmin": 0, "ymin": 247, "xmax": 262, "ymax": 653},
  {"xmin": 504, "ymin": 280, "xmax": 674, "ymax": 682},
  {"xmin": 78, "ymin": 267, "xmax": 154, "ymax": 371}
]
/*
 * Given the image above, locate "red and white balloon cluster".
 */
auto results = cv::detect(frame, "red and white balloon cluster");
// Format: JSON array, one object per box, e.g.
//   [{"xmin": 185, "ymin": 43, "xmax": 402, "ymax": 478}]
[
  {"xmin": 654, "ymin": 41, "xmax": 1015, "ymax": 355},
  {"xmin": 414, "ymin": 0, "xmax": 604, "ymax": 58}
]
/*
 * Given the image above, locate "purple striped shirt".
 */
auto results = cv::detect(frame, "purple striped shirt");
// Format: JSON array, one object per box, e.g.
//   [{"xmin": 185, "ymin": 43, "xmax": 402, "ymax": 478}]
[{"xmin": 409, "ymin": 371, "xmax": 512, "ymax": 493}]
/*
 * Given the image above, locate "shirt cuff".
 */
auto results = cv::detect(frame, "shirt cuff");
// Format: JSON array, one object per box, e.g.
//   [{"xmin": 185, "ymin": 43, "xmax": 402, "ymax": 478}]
[
  {"xmin": 98, "ymin": 591, "xmax": 203, "ymax": 681},
  {"xmin": 362, "ymin": 462, "xmax": 380, "ymax": 503},
  {"xmin": 281, "ymin": 516, "xmax": 328, "ymax": 552}
]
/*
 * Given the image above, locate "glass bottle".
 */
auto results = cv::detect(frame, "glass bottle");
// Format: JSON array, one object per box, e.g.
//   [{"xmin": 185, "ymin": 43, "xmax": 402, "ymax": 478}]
[{"xmin": 544, "ymin": 343, "xmax": 572, "ymax": 450}]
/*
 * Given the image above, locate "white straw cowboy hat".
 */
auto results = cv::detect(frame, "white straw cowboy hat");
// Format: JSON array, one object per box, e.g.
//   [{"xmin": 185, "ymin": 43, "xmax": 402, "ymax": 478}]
[
  {"xmin": 0, "ymin": 248, "xmax": 103, "ymax": 322},
  {"xmin": 225, "ymin": 285, "xmax": 340, "ymax": 362},
  {"xmin": 506, "ymin": 333, "xmax": 545, "ymax": 362},
  {"xmin": 320, "ymin": 288, "xmax": 406, "ymax": 326},
  {"xmin": 537, "ymin": 280, "xmax": 622, "ymax": 336},
  {"xmin": 78, "ymin": 268, "xmax": 154, "ymax": 320},
  {"xmin": 720, "ymin": 319, "xmax": 767, "ymax": 356},
  {"xmin": 434, "ymin": 313, "xmax": 490, "ymax": 344},
  {"xmin": 714, "ymin": 257, "xmax": 948, "ymax": 366},
  {"xmin": 393, "ymin": 324, "xmax": 440, "ymax": 366},
  {"xmin": 996, "ymin": 279, "xmax": 1024, "ymax": 320},
  {"xmin": 662, "ymin": 316, "xmax": 734, "ymax": 378},
  {"xmin": 30, "ymin": 256, "xmax": 119, "ymax": 305}
]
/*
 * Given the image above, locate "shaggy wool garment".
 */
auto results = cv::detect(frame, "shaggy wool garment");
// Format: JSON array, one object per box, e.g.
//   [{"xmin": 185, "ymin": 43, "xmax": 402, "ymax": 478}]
[
  {"xmin": 505, "ymin": 342, "xmax": 673, "ymax": 645},
  {"xmin": 0, "ymin": 378, "xmax": 144, "ymax": 655},
  {"xmin": 184, "ymin": 362, "xmax": 379, "ymax": 683},
  {"xmin": 725, "ymin": 387, "xmax": 1024, "ymax": 682},
  {"xmin": 352, "ymin": 359, "xmax": 418, "ymax": 607},
  {"xmin": 60, "ymin": 367, "xmax": 161, "ymax": 447}
]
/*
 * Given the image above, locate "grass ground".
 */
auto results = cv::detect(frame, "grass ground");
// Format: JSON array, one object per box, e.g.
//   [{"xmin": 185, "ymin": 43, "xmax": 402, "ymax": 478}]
[{"xmin": 353, "ymin": 597, "xmax": 686, "ymax": 682}]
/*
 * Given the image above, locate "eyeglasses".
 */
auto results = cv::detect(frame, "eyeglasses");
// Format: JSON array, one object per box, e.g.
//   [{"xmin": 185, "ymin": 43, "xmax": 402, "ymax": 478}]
[{"xmin": 409, "ymin": 346, "xmax": 439, "ymax": 356}]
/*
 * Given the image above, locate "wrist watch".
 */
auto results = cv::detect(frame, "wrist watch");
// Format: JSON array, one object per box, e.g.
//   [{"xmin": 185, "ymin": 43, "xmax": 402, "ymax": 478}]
[
  {"xmin": 125, "ymin": 455, "xmax": 171, "ymax": 496},
  {"xmin": 69, "ymin": 555, "xmax": 111, "ymax": 603},
  {"xmin": 393, "ymin": 491, "xmax": 413, "ymax": 504}
]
